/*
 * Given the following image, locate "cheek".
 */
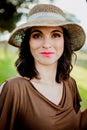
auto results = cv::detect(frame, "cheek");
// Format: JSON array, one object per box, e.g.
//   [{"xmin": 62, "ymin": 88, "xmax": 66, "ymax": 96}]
[
  {"xmin": 29, "ymin": 39, "xmax": 40, "ymax": 57},
  {"xmin": 30, "ymin": 39, "xmax": 36, "ymax": 49},
  {"xmin": 29, "ymin": 38, "xmax": 41, "ymax": 49},
  {"xmin": 55, "ymin": 39, "xmax": 64, "ymax": 52}
]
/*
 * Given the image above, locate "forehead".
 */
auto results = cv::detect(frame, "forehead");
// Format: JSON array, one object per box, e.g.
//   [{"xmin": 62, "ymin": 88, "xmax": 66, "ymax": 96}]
[{"xmin": 31, "ymin": 26, "xmax": 63, "ymax": 32}]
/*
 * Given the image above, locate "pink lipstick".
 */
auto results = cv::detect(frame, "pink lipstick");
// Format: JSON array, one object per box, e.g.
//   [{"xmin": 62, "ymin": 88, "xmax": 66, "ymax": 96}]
[{"xmin": 40, "ymin": 52, "xmax": 54, "ymax": 56}]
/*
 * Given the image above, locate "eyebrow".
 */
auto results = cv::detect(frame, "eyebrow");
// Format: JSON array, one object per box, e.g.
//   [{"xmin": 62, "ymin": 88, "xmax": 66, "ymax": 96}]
[
  {"xmin": 52, "ymin": 30, "xmax": 63, "ymax": 34},
  {"xmin": 31, "ymin": 30, "xmax": 42, "ymax": 34},
  {"xmin": 31, "ymin": 29, "xmax": 63, "ymax": 34}
]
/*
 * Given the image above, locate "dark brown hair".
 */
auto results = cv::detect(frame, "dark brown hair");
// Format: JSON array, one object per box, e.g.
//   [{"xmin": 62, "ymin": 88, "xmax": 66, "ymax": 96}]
[{"xmin": 15, "ymin": 27, "xmax": 75, "ymax": 82}]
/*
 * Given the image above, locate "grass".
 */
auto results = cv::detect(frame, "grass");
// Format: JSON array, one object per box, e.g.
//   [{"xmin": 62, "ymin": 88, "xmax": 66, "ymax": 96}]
[
  {"xmin": 71, "ymin": 65, "xmax": 87, "ymax": 110},
  {"xmin": 71, "ymin": 51, "xmax": 87, "ymax": 110},
  {"xmin": 0, "ymin": 49, "xmax": 17, "ymax": 82},
  {"xmin": 0, "ymin": 49, "xmax": 87, "ymax": 110}
]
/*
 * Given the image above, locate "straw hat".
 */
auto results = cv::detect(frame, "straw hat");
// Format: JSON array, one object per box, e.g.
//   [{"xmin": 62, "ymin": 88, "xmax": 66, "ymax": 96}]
[{"xmin": 8, "ymin": 4, "xmax": 86, "ymax": 51}]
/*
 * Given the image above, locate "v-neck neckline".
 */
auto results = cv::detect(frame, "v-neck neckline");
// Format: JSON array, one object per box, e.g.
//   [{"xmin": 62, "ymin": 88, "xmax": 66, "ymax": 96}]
[{"xmin": 28, "ymin": 79, "xmax": 66, "ymax": 108}]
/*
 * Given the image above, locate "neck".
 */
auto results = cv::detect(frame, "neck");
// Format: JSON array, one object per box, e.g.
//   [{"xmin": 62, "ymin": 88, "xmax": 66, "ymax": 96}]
[{"xmin": 35, "ymin": 62, "xmax": 57, "ymax": 85}]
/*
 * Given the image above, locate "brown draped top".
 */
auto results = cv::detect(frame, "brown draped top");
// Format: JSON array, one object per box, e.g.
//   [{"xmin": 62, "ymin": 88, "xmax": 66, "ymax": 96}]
[{"xmin": 0, "ymin": 76, "xmax": 87, "ymax": 130}]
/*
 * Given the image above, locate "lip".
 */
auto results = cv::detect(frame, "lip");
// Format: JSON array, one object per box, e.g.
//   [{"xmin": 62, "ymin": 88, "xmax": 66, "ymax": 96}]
[{"xmin": 40, "ymin": 52, "xmax": 54, "ymax": 56}]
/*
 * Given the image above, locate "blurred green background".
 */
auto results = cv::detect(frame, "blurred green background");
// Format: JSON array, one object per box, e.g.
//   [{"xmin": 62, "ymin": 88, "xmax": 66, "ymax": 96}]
[{"xmin": 0, "ymin": 47, "xmax": 87, "ymax": 110}]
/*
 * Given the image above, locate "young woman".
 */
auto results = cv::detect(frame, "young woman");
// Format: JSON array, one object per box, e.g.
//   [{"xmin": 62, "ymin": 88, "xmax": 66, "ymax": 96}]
[{"xmin": 0, "ymin": 4, "xmax": 87, "ymax": 130}]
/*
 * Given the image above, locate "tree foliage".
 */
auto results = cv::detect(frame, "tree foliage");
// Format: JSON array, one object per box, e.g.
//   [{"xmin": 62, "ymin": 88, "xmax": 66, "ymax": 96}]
[
  {"xmin": 0, "ymin": 0, "xmax": 38, "ymax": 32},
  {"xmin": 0, "ymin": 0, "xmax": 79, "ymax": 33}
]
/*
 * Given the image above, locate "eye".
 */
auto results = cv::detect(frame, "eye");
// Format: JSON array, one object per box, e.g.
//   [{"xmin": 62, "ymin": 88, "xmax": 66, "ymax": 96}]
[
  {"xmin": 52, "ymin": 33, "xmax": 62, "ymax": 38},
  {"xmin": 32, "ymin": 33, "xmax": 42, "ymax": 39}
]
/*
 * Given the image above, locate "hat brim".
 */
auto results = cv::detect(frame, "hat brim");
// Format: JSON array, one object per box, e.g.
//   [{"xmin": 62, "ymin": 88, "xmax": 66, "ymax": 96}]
[{"xmin": 8, "ymin": 19, "xmax": 86, "ymax": 51}]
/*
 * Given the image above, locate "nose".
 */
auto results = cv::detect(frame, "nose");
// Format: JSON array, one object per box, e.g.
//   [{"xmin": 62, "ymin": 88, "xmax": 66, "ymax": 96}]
[{"xmin": 42, "ymin": 37, "xmax": 51, "ymax": 49}]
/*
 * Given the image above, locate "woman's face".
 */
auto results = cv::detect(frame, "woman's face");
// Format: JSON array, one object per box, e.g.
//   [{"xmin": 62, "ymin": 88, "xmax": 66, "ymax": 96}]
[{"xmin": 29, "ymin": 26, "xmax": 64, "ymax": 66}]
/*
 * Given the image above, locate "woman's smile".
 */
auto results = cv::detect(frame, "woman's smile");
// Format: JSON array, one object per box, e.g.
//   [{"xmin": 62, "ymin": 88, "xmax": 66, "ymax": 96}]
[
  {"xmin": 40, "ymin": 51, "xmax": 55, "ymax": 57},
  {"xmin": 29, "ymin": 26, "xmax": 64, "ymax": 65}
]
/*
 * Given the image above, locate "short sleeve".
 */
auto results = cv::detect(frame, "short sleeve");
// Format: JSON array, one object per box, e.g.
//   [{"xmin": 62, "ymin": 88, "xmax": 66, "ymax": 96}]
[
  {"xmin": 67, "ymin": 77, "xmax": 82, "ymax": 113},
  {"xmin": 0, "ymin": 80, "xmax": 19, "ymax": 130}
]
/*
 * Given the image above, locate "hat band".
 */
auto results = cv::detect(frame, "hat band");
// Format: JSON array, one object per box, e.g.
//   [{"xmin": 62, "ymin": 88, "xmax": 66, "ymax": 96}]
[{"xmin": 28, "ymin": 12, "xmax": 66, "ymax": 22}]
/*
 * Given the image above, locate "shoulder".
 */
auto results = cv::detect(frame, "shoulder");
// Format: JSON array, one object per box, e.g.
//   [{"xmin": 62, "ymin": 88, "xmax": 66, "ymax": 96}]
[
  {"xmin": 66, "ymin": 76, "xmax": 77, "ymax": 90},
  {"xmin": 6, "ymin": 76, "xmax": 30, "ymax": 86},
  {"xmin": 64, "ymin": 76, "xmax": 81, "ymax": 101},
  {"xmin": 66, "ymin": 76, "xmax": 80, "ymax": 98},
  {"xmin": 68, "ymin": 76, "xmax": 76, "ymax": 85},
  {"xmin": 0, "ymin": 76, "xmax": 32, "ymax": 115},
  {"xmin": 66, "ymin": 76, "xmax": 82, "ymax": 112},
  {"xmin": 0, "ymin": 76, "xmax": 31, "ymax": 95},
  {"xmin": 64, "ymin": 76, "xmax": 77, "ymax": 90}
]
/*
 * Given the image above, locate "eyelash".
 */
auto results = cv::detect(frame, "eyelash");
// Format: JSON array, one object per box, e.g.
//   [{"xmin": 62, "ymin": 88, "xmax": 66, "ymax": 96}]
[
  {"xmin": 52, "ymin": 33, "xmax": 61, "ymax": 38},
  {"xmin": 31, "ymin": 33, "xmax": 62, "ymax": 39},
  {"xmin": 32, "ymin": 34, "xmax": 41, "ymax": 39}
]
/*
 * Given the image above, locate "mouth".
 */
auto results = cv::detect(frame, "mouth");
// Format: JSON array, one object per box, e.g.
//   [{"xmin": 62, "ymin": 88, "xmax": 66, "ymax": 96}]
[{"xmin": 40, "ymin": 52, "xmax": 54, "ymax": 56}]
